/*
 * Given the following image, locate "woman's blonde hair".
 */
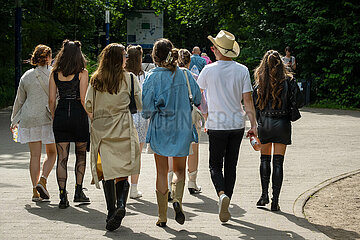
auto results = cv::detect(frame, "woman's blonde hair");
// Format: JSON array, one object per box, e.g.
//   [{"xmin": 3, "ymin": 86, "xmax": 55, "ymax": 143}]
[
  {"xmin": 177, "ymin": 49, "xmax": 191, "ymax": 68},
  {"xmin": 254, "ymin": 50, "xmax": 292, "ymax": 110},
  {"xmin": 152, "ymin": 38, "xmax": 178, "ymax": 72},
  {"xmin": 125, "ymin": 45, "xmax": 144, "ymax": 76},
  {"xmin": 90, "ymin": 43, "xmax": 126, "ymax": 94},
  {"xmin": 30, "ymin": 44, "xmax": 52, "ymax": 66}
]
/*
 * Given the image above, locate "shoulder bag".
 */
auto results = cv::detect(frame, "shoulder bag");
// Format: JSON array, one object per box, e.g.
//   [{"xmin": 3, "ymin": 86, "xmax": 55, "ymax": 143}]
[
  {"xmin": 129, "ymin": 73, "xmax": 137, "ymax": 114},
  {"xmin": 288, "ymin": 78, "xmax": 305, "ymax": 122},
  {"xmin": 183, "ymin": 69, "xmax": 205, "ymax": 126}
]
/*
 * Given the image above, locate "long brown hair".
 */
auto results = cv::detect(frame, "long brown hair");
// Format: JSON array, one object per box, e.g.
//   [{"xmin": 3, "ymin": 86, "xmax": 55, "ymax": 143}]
[
  {"xmin": 177, "ymin": 49, "xmax": 191, "ymax": 68},
  {"xmin": 254, "ymin": 50, "xmax": 292, "ymax": 110},
  {"xmin": 152, "ymin": 38, "xmax": 178, "ymax": 72},
  {"xmin": 90, "ymin": 43, "xmax": 126, "ymax": 94},
  {"xmin": 52, "ymin": 39, "xmax": 86, "ymax": 77},
  {"xmin": 30, "ymin": 44, "xmax": 52, "ymax": 66},
  {"xmin": 125, "ymin": 45, "xmax": 144, "ymax": 76}
]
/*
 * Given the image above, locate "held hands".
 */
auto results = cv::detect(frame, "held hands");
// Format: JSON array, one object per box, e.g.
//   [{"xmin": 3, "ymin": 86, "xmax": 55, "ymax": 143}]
[
  {"xmin": 246, "ymin": 127, "xmax": 258, "ymax": 138},
  {"xmin": 88, "ymin": 113, "xmax": 93, "ymax": 121},
  {"xmin": 10, "ymin": 124, "xmax": 18, "ymax": 133}
]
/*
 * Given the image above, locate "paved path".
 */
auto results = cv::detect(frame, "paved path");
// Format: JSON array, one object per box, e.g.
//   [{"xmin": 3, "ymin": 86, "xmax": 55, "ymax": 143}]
[{"xmin": 1, "ymin": 107, "xmax": 359, "ymax": 239}]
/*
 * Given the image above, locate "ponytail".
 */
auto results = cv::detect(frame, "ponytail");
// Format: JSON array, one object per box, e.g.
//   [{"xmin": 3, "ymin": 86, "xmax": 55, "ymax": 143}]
[{"xmin": 152, "ymin": 39, "xmax": 178, "ymax": 72}]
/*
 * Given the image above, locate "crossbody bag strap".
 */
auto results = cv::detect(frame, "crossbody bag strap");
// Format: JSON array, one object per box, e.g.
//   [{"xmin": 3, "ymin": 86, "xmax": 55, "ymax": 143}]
[
  {"xmin": 145, "ymin": 63, "xmax": 149, "ymax": 72},
  {"xmin": 35, "ymin": 68, "xmax": 49, "ymax": 97},
  {"xmin": 92, "ymin": 86, "xmax": 96, "ymax": 119},
  {"xmin": 183, "ymin": 69, "xmax": 193, "ymax": 103},
  {"xmin": 130, "ymin": 73, "xmax": 135, "ymax": 101}
]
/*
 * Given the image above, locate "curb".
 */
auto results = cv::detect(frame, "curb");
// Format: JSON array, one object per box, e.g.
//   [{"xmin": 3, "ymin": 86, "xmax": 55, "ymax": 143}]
[{"xmin": 293, "ymin": 168, "xmax": 360, "ymax": 220}]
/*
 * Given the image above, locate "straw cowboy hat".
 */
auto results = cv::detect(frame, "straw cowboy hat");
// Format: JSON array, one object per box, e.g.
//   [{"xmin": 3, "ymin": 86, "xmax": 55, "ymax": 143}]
[{"xmin": 208, "ymin": 30, "xmax": 240, "ymax": 58}]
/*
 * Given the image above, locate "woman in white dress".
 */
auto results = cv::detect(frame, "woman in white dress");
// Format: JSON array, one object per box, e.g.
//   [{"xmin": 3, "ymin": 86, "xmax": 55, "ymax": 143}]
[
  {"xmin": 11, "ymin": 44, "xmax": 57, "ymax": 202},
  {"xmin": 177, "ymin": 49, "xmax": 203, "ymax": 195},
  {"xmin": 125, "ymin": 45, "xmax": 149, "ymax": 199}
]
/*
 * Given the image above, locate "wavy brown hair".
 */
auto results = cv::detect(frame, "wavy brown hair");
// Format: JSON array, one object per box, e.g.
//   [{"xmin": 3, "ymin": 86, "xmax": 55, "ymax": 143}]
[
  {"xmin": 152, "ymin": 38, "xmax": 178, "ymax": 72},
  {"xmin": 90, "ymin": 43, "xmax": 126, "ymax": 94},
  {"xmin": 254, "ymin": 50, "xmax": 292, "ymax": 110},
  {"xmin": 177, "ymin": 49, "xmax": 191, "ymax": 68},
  {"xmin": 52, "ymin": 39, "xmax": 87, "ymax": 77},
  {"xmin": 125, "ymin": 45, "xmax": 144, "ymax": 76},
  {"xmin": 30, "ymin": 44, "xmax": 52, "ymax": 66}
]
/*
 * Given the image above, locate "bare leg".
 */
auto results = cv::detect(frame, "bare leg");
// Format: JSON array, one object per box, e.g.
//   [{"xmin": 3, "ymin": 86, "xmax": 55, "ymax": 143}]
[
  {"xmin": 187, "ymin": 143, "xmax": 199, "ymax": 173},
  {"xmin": 273, "ymin": 143, "xmax": 286, "ymax": 155},
  {"xmin": 167, "ymin": 157, "xmax": 174, "ymax": 200},
  {"xmin": 115, "ymin": 177, "xmax": 128, "ymax": 183},
  {"xmin": 173, "ymin": 157, "xmax": 187, "ymax": 183},
  {"xmin": 168, "ymin": 157, "xmax": 173, "ymax": 172},
  {"xmin": 260, "ymin": 143, "xmax": 272, "ymax": 155},
  {"xmin": 187, "ymin": 143, "xmax": 201, "ymax": 194},
  {"xmin": 28, "ymin": 141, "xmax": 42, "ymax": 187},
  {"xmin": 42, "ymin": 143, "xmax": 57, "ymax": 178},
  {"xmin": 155, "ymin": 154, "xmax": 169, "ymax": 195}
]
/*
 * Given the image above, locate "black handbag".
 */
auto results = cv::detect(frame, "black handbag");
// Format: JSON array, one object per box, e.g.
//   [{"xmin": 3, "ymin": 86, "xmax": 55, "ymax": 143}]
[
  {"xmin": 288, "ymin": 78, "xmax": 304, "ymax": 122},
  {"xmin": 290, "ymin": 103, "xmax": 301, "ymax": 121},
  {"xmin": 129, "ymin": 74, "xmax": 137, "ymax": 114}
]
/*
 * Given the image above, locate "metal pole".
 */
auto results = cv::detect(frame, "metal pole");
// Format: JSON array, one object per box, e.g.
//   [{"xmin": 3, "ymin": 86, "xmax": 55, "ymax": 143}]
[
  {"xmin": 15, "ymin": 0, "xmax": 22, "ymax": 92},
  {"xmin": 105, "ymin": 1, "xmax": 110, "ymax": 45}
]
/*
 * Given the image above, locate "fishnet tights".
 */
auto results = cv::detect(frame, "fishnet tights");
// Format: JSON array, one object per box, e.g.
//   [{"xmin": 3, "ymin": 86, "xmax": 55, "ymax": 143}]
[{"xmin": 56, "ymin": 142, "xmax": 87, "ymax": 190}]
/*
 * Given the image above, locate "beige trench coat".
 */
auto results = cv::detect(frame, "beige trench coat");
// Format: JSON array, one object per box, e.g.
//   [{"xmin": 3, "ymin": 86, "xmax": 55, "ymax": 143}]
[{"xmin": 85, "ymin": 72, "xmax": 142, "ymax": 189}]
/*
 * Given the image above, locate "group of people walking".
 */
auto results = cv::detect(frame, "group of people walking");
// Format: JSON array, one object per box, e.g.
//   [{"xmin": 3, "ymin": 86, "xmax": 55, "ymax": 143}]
[{"xmin": 10, "ymin": 29, "xmax": 303, "ymax": 231}]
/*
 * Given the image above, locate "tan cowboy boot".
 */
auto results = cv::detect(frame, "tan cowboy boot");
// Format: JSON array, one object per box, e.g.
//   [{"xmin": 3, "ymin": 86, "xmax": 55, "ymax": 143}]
[
  {"xmin": 156, "ymin": 190, "xmax": 168, "ymax": 227},
  {"xmin": 172, "ymin": 179, "xmax": 185, "ymax": 225}
]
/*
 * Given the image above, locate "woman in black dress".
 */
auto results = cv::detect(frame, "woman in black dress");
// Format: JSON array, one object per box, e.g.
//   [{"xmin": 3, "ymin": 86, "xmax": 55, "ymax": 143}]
[
  {"xmin": 49, "ymin": 40, "xmax": 90, "ymax": 208},
  {"xmin": 252, "ymin": 50, "xmax": 303, "ymax": 211}
]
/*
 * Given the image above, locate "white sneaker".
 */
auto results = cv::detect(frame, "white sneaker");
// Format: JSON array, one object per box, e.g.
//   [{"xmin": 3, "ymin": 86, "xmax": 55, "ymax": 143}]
[
  {"xmin": 219, "ymin": 194, "xmax": 231, "ymax": 223},
  {"xmin": 130, "ymin": 186, "xmax": 142, "ymax": 199}
]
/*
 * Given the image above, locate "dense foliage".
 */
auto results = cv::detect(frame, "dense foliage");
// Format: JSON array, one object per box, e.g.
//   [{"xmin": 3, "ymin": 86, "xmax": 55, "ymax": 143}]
[{"xmin": 1, "ymin": 0, "xmax": 359, "ymax": 108}]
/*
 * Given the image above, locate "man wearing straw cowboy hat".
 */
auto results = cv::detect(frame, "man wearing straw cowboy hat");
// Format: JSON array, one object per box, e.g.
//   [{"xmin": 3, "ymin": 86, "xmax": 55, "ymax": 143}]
[{"xmin": 197, "ymin": 30, "xmax": 257, "ymax": 223}]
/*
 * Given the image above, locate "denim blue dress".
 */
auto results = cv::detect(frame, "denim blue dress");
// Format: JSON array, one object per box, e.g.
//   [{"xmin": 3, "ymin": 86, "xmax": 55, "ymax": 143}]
[{"xmin": 142, "ymin": 66, "xmax": 201, "ymax": 157}]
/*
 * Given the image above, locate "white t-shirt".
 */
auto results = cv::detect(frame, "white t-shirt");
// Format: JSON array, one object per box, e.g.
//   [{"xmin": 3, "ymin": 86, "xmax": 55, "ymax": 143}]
[
  {"xmin": 197, "ymin": 60, "xmax": 253, "ymax": 130},
  {"xmin": 142, "ymin": 63, "xmax": 156, "ymax": 72},
  {"xmin": 282, "ymin": 56, "xmax": 295, "ymax": 66},
  {"xmin": 138, "ymin": 72, "xmax": 146, "ymax": 89}
]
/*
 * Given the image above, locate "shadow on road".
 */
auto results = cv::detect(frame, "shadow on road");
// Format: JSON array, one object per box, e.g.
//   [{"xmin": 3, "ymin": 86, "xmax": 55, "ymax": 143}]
[
  {"xmin": 127, "ymin": 198, "xmax": 198, "ymax": 222},
  {"xmin": 25, "ymin": 202, "xmax": 158, "ymax": 239},
  {"xmin": 226, "ymin": 217, "xmax": 306, "ymax": 240},
  {"xmin": 163, "ymin": 226, "xmax": 222, "ymax": 240},
  {"xmin": 276, "ymin": 210, "xmax": 360, "ymax": 240},
  {"xmin": 183, "ymin": 193, "xmax": 246, "ymax": 218}
]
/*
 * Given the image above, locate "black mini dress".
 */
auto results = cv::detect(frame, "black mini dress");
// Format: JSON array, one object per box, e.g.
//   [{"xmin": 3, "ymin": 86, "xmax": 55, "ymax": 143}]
[
  {"xmin": 53, "ymin": 72, "xmax": 89, "ymax": 143},
  {"xmin": 253, "ymin": 80, "xmax": 293, "ymax": 145}
]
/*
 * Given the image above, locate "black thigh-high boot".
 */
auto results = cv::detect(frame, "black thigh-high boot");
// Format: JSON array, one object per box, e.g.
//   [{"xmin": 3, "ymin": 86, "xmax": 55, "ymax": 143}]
[
  {"xmin": 102, "ymin": 180, "xmax": 117, "ymax": 231},
  {"xmin": 271, "ymin": 155, "xmax": 284, "ymax": 211},
  {"xmin": 257, "ymin": 155, "xmax": 271, "ymax": 206}
]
